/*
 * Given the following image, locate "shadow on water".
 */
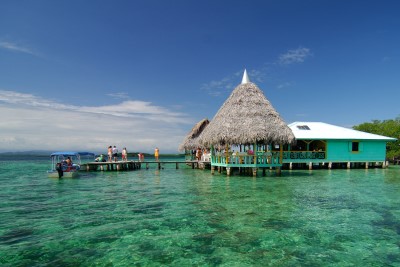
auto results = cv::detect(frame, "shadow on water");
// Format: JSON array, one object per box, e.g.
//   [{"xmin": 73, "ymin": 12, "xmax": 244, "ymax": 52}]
[{"xmin": 0, "ymin": 228, "xmax": 35, "ymax": 245}]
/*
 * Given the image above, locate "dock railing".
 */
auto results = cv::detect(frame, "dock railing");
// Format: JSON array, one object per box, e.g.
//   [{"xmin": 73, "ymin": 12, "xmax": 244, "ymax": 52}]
[
  {"xmin": 211, "ymin": 151, "xmax": 281, "ymax": 167},
  {"xmin": 211, "ymin": 151, "xmax": 327, "ymax": 167}
]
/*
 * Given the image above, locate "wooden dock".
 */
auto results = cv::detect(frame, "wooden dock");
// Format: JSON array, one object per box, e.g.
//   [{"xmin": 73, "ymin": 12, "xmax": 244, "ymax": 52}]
[{"xmin": 80, "ymin": 160, "xmax": 210, "ymax": 172}]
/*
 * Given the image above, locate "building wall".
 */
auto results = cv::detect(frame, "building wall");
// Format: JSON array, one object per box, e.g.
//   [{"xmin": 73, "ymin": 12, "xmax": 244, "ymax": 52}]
[{"xmin": 326, "ymin": 140, "xmax": 387, "ymax": 162}]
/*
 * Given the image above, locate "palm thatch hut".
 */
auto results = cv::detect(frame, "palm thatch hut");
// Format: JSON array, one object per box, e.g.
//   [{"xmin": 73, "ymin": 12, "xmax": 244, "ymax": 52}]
[
  {"xmin": 179, "ymin": 119, "xmax": 210, "ymax": 159},
  {"xmin": 199, "ymin": 69, "xmax": 295, "ymax": 176}
]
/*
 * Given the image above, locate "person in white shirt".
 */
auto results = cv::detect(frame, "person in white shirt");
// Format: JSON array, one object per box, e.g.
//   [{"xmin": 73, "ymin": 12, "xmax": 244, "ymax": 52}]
[{"xmin": 112, "ymin": 146, "xmax": 119, "ymax": 162}]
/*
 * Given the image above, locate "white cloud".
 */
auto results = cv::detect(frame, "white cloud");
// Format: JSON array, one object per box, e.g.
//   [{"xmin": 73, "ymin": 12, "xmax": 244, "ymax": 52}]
[
  {"xmin": 0, "ymin": 41, "xmax": 36, "ymax": 56},
  {"xmin": 106, "ymin": 92, "xmax": 130, "ymax": 100},
  {"xmin": 200, "ymin": 47, "xmax": 312, "ymax": 96},
  {"xmin": 0, "ymin": 90, "xmax": 193, "ymax": 153},
  {"xmin": 277, "ymin": 82, "xmax": 293, "ymax": 89},
  {"xmin": 278, "ymin": 47, "xmax": 312, "ymax": 65}
]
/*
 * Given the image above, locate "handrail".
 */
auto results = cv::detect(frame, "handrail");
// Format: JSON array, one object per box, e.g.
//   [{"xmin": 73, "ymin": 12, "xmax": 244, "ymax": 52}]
[{"xmin": 211, "ymin": 151, "xmax": 326, "ymax": 165}]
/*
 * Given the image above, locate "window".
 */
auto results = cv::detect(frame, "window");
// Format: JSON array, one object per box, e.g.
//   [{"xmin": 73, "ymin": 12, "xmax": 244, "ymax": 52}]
[
  {"xmin": 352, "ymin": 142, "xmax": 359, "ymax": 152},
  {"xmin": 297, "ymin": 125, "xmax": 310, "ymax": 130}
]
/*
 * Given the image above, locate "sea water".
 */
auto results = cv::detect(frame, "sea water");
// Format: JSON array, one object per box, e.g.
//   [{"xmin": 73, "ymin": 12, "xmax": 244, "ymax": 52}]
[{"xmin": 1, "ymin": 155, "xmax": 400, "ymax": 266}]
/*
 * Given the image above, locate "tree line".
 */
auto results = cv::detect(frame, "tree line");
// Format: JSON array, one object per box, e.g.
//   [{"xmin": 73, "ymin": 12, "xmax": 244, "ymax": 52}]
[{"xmin": 353, "ymin": 116, "xmax": 400, "ymax": 159}]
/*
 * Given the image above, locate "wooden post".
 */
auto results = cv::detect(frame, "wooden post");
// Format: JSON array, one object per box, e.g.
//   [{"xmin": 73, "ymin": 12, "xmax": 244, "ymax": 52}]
[
  {"xmin": 309, "ymin": 162, "xmax": 312, "ymax": 170},
  {"xmin": 289, "ymin": 162, "xmax": 293, "ymax": 170},
  {"xmin": 225, "ymin": 144, "xmax": 229, "ymax": 164},
  {"xmin": 328, "ymin": 162, "xmax": 332, "ymax": 169},
  {"xmin": 347, "ymin": 162, "xmax": 351, "ymax": 169},
  {"xmin": 276, "ymin": 167, "xmax": 281, "ymax": 176},
  {"xmin": 365, "ymin": 162, "xmax": 369, "ymax": 169},
  {"xmin": 252, "ymin": 168, "xmax": 257, "ymax": 177},
  {"xmin": 211, "ymin": 166, "xmax": 215, "ymax": 175},
  {"xmin": 176, "ymin": 163, "xmax": 179, "ymax": 169},
  {"xmin": 226, "ymin": 167, "xmax": 231, "ymax": 176}
]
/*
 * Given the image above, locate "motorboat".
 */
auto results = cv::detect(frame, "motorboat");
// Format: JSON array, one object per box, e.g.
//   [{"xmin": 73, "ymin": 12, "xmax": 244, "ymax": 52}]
[{"xmin": 47, "ymin": 151, "xmax": 95, "ymax": 178}]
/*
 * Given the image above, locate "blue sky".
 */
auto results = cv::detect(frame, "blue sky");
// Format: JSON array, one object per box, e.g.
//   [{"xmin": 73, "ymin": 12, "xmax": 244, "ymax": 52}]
[{"xmin": 1, "ymin": 0, "xmax": 399, "ymax": 153}]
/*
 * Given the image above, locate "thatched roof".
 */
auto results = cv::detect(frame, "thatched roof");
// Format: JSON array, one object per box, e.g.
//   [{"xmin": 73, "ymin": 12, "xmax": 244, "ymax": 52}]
[
  {"xmin": 178, "ymin": 118, "xmax": 210, "ymax": 151},
  {"xmin": 200, "ymin": 74, "xmax": 295, "ymax": 147}
]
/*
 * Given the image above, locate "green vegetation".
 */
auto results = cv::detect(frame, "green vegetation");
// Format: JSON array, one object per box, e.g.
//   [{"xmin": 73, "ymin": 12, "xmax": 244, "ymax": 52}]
[{"xmin": 353, "ymin": 116, "xmax": 400, "ymax": 159}]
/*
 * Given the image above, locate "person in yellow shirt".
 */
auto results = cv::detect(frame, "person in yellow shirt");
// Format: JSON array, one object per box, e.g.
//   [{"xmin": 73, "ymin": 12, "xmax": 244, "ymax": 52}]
[{"xmin": 154, "ymin": 147, "xmax": 159, "ymax": 161}]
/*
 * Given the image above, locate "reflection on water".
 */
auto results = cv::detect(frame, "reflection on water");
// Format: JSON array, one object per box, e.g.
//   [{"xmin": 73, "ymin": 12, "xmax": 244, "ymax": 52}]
[{"xmin": 0, "ymin": 158, "xmax": 400, "ymax": 266}]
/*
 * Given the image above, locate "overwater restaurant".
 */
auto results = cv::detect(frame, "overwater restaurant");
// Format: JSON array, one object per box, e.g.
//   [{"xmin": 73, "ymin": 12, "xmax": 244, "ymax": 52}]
[
  {"xmin": 283, "ymin": 121, "xmax": 396, "ymax": 169},
  {"xmin": 180, "ymin": 70, "xmax": 397, "ymax": 175}
]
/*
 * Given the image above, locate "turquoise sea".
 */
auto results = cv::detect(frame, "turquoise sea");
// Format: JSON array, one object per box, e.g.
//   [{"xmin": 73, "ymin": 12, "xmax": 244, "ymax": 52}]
[{"xmin": 1, "ymin": 155, "xmax": 400, "ymax": 266}]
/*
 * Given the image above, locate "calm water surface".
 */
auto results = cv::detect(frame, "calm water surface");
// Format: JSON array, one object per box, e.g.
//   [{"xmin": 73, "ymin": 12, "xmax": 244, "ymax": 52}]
[{"xmin": 1, "ymin": 156, "xmax": 400, "ymax": 266}]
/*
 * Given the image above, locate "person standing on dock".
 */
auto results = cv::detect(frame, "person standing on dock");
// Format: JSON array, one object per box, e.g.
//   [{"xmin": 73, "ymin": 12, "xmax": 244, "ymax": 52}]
[
  {"xmin": 196, "ymin": 147, "xmax": 202, "ymax": 161},
  {"xmin": 107, "ymin": 146, "xmax": 112, "ymax": 162},
  {"xmin": 138, "ymin": 153, "xmax": 144, "ymax": 162},
  {"xmin": 154, "ymin": 147, "xmax": 159, "ymax": 161},
  {"xmin": 122, "ymin": 147, "xmax": 128, "ymax": 161},
  {"xmin": 112, "ymin": 145, "xmax": 119, "ymax": 162}
]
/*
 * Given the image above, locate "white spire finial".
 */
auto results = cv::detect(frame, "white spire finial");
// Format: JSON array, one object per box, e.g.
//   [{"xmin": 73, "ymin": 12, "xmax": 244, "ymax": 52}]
[{"xmin": 241, "ymin": 69, "xmax": 250, "ymax": 84}]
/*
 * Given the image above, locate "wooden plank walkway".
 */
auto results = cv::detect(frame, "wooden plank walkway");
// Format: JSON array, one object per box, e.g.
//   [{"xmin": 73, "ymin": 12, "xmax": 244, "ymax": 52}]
[{"xmin": 81, "ymin": 160, "xmax": 210, "ymax": 172}]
